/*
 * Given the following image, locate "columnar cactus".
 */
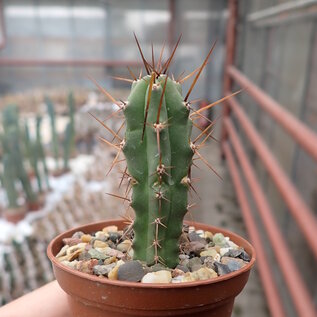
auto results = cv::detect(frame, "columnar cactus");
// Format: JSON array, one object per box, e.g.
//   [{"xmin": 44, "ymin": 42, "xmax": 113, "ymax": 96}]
[
  {"xmin": 45, "ymin": 97, "xmax": 59, "ymax": 169},
  {"xmin": 123, "ymin": 74, "xmax": 193, "ymax": 268},
  {"xmin": 24, "ymin": 121, "xmax": 42, "ymax": 192},
  {"xmin": 97, "ymin": 38, "xmax": 231, "ymax": 268},
  {"xmin": 2, "ymin": 153, "xmax": 19, "ymax": 209},
  {"xmin": 63, "ymin": 122, "xmax": 72, "ymax": 171},
  {"xmin": 67, "ymin": 92, "xmax": 76, "ymax": 153},
  {"xmin": 36, "ymin": 115, "xmax": 50, "ymax": 189}
]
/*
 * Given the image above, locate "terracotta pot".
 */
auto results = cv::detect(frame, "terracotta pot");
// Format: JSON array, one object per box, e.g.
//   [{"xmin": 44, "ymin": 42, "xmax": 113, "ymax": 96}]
[
  {"xmin": 3, "ymin": 205, "xmax": 27, "ymax": 223},
  {"xmin": 27, "ymin": 192, "xmax": 46, "ymax": 212},
  {"xmin": 47, "ymin": 220, "xmax": 256, "ymax": 317}
]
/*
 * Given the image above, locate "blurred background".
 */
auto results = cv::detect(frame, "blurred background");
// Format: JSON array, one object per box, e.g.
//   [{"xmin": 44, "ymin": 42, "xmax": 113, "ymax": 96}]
[{"xmin": 0, "ymin": 0, "xmax": 316, "ymax": 316}]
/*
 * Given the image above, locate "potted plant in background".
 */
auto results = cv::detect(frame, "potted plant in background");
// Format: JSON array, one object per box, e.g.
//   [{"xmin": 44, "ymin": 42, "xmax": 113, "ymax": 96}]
[{"xmin": 48, "ymin": 36, "xmax": 255, "ymax": 317}]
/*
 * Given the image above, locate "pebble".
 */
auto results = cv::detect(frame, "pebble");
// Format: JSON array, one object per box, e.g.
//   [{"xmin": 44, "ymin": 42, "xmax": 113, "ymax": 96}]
[
  {"xmin": 93, "ymin": 240, "xmax": 109, "ymax": 249},
  {"xmin": 203, "ymin": 257, "xmax": 215, "ymax": 270},
  {"xmin": 77, "ymin": 259, "xmax": 99, "ymax": 274},
  {"xmin": 104, "ymin": 256, "xmax": 117, "ymax": 265},
  {"xmin": 102, "ymin": 225, "xmax": 118, "ymax": 233},
  {"xmin": 108, "ymin": 260, "xmax": 125, "ymax": 280},
  {"xmin": 93, "ymin": 263, "xmax": 116, "ymax": 276},
  {"xmin": 81, "ymin": 234, "xmax": 92, "ymax": 243},
  {"xmin": 188, "ymin": 231, "xmax": 206, "ymax": 244},
  {"xmin": 62, "ymin": 237, "xmax": 82, "ymax": 246},
  {"xmin": 188, "ymin": 257, "xmax": 203, "ymax": 272},
  {"xmin": 56, "ymin": 245, "xmax": 69, "ymax": 258},
  {"xmin": 221, "ymin": 257, "xmax": 245, "ymax": 271},
  {"xmin": 228, "ymin": 241, "xmax": 239, "ymax": 249},
  {"xmin": 117, "ymin": 240, "xmax": 132, "ymax": 253},
  {"xmin": 95, "ymin": 231, "xmax": 108, "ymax": 241},
  {"xmin": 141, "ymin": 270, "xmax": 172, "ymax": 283},
  {"xmin": 72, "ymin": 231, "xmax": 84, "ymax": 239},
  {"xmin": 179, "ymin": 254, "xmax": 189, "ymax": 260},
  {"xmin": 172, "ymin": 268, "xmax": 185, "ymax": 277},
  {"xmin": 109, "ymin": 232, "xmax": 121, "ymax": 243},
  {"xmin": 150, "ymin": 263, "xmax": 167, "ymax": 272},
  {"xmin": 88, "ymin": 248, "xmax": 108, "ymax": 260},
  {"xmin": 223, "ymin": 249, "xmax": 250, "ymax": 262},
  {"xmin": 204, "ymin": 231, "xmax": 213, "ymax": 242},
  {"xmin": 188, "ymin": 241, "xmax": 205, "ymax": 255},
  {"xmin": 172, "ymin": 276, "xmax": 184, "ymax": 283},
  {"xmin": 182, "ymin": 267, "xmax": 217, "ymax": 282},
  {"xmin": 176, "ymin": 264, "xmax": 189, "ymax": 273},
  {"xmin": 200, "ymin": 248, "xmax": 218, "ymax": 258},
  {"xmin": 196, "ymin": 230, "xmax": 204, "ymax": 238},
  {"xmin": 78, "ymin": 251, "xmax": 92, "ymax": 261},
  {"xmin": 61, "ymin": 260, "xmax": 79, "ymax": 270},
  {"xmin": 214, "ymin": 262, "xmax": 232, "ymax": 276},
  {"xmin": 117, "ymin": 260, "xmax": 146, "ymax": 282},
  {"xmin": 213, "ymin": 233, "xmax": 228, "ymax": 247},
  {"xmin": 220, "ymin": 247, "xmax": 231, "ymax": 256}
]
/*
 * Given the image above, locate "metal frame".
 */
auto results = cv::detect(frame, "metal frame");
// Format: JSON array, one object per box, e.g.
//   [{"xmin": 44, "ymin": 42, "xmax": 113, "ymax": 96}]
[
  {"xmin": 0, "ymin": 0, "xmax": 6, "ymax": 50},
  {"xmin": 0, "ymin": 59, "xmax": 141, "ymax": 67},
  {"xmin": 222, "ymin": 1, "xmax": 317, "ymax": 316}
]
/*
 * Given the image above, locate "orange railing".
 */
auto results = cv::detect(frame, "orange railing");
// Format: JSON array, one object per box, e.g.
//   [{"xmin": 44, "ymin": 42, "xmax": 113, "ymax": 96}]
[{"xmin": 221, "ymin": 1, "xmax": 317, "ymax": 317}]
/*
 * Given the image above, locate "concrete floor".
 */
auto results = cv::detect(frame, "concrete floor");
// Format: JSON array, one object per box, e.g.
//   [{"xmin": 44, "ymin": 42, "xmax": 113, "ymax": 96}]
[{"xmin": 191, "ymin": 141, "xmax": 269, "ymax": 317}]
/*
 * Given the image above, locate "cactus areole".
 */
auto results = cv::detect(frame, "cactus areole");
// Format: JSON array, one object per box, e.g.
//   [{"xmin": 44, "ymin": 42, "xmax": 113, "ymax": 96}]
[{"xmin": 123, "ymin": 73, "xmax": 194, "ymax": 268}]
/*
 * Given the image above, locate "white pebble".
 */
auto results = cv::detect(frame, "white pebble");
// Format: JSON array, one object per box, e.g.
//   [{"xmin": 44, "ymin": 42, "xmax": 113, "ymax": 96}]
[
  {"xmin": 220, "ymin": 247, "xmax": 231, "ymax": 256},
  {"xmin": 141, "ymin": 270, "xmax": 172, "ymax": 284}
]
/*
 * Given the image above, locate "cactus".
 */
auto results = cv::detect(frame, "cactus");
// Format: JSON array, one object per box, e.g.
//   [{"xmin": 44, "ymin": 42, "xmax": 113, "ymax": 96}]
[
  {"xmin": 63, "ymin": 122, "xmax": 72, "ymax": 171},
  {"xmin": 36, "ymin": 115, "xmax": 50, "ymax": 189},
  {"xmin": 24, "ymin": 121, "xmax": 42, "ymax": 192},
  {"xmin": 45, "ymin": 97, "xmax": 59, "ymax": 169},
  {"xmin": 2, "ymin": 105, "xmax": 19, "ymax": 133},
  {"xmin": 121, "ymin": 73, "xmax": 192, "ymax": 268},
  {"xmin": 2, "ymin": 153, "xmax": 19, "ymax": 209},
  {"xmin": 67, "ymin": 92, "xmax": 76, "ymax": 153},
  {"xmin": 96, "ymin": 37, "xmax": 234, "ymax": 268}
]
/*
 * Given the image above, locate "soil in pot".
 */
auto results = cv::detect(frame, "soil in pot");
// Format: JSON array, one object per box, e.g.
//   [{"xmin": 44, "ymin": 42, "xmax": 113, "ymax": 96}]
[{"xmin": 48, "ymin": 220, "xmax": 256, "ymax": 317}]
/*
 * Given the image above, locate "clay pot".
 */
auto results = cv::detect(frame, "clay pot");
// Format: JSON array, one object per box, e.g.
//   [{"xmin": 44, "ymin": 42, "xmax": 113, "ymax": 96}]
[
  {"xmin": 3, "ymin": 205, "xmax": 27, "ymax": 223},
  {"xmin": 28, "ymin": 192, "xmax": 46, "ymax": 212},
  {"xmin": 52, "ymin": 167, "xmax": 70, "ymax": 177},
  {"xmin": 47, "ymin": 220, "xmax": 256, "ymax": 317}
]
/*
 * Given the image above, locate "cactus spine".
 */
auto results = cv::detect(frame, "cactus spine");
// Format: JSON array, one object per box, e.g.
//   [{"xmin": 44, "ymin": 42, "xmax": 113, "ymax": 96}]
[{"xmin": 123, "ymin": 73, "xmax": 193, "ymax": 268}]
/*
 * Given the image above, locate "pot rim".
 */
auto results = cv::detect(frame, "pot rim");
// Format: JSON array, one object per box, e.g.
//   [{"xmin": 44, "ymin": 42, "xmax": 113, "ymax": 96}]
[{"xmin": 47, "ymin": 219, "xmax": 256, "ymax": 289}]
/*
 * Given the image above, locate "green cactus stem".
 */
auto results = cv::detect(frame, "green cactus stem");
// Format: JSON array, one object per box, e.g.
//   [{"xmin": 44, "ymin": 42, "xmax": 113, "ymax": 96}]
[
  {"xmin": 123, "ymin": 73, "xmax": 193, "ymax": 268},
  {"xmin": 2, "ymin": 105, "xmax": 19, "ymax": 133},
  {"xmin": 2, "ymin": 153, "xmax": 19, "ymax": 209},
  {"xmin": 45, "ymin": 97, "xmax": 59, "ymax": 170},
  {"xmin": 36, "ymin": 115, "xmax": 50, "ymax": 189},
  {"xmin": 67, "ymin": 92, "xmax": 76, "ymax": 154},
  {"xmin": 25, "ymin": 121, "xmax": 44, "ymax": 192},
  {"xmin": 63, "ymin": 122, "xmax": 72, "ymax": 171}
]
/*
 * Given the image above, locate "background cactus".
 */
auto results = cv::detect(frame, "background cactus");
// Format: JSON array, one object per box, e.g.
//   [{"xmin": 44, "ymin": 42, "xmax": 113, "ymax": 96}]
[
  {"xmin": 1, "ymin": 105, "xmax": 37, "ymax": 207},
  {"xmin": 67, "ymin": 92, "xmax": 76, "ymax": 154},
  {"xmin": 45, "ymin": 97, "xmax": 59, "ymax": 170},
  {"xmin": 1, "ymin": 153, "xmax": 19, "ymax": 209},
  {"xmin": 36, "ymin": 115, "xmax": 50, "ymax": 189},
  {"xmin": 24, "ymin": 121, "xmax": 42, "ymax": 192},
  {"xmin": 63, "ymin": 122, "xmax": 72, "ymax": 171}
]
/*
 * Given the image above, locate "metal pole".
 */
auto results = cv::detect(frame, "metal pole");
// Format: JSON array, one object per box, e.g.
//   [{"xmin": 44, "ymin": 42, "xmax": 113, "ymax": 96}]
[{"xmin": 221, "ymin": 0, "xmax": 238, "ymax": 156}]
